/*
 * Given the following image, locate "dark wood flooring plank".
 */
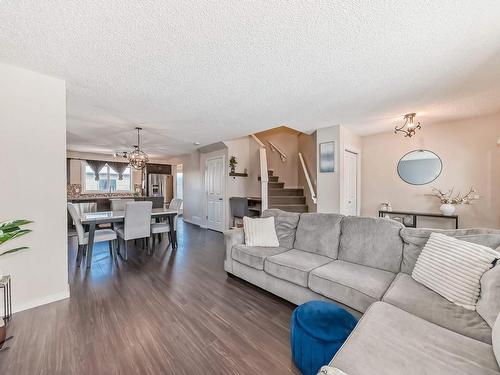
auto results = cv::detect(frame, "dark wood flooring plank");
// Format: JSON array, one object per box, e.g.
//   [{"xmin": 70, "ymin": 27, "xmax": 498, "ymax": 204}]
[{"xmin": 0, "ymin": 220, "xmax": 300, "ymax": 375}]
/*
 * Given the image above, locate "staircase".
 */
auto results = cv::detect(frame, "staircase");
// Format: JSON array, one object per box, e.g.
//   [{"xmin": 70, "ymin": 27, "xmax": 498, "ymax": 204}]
[{"xmin": 260, "ymin": 170, "xmax": 308, "ymax": 213}]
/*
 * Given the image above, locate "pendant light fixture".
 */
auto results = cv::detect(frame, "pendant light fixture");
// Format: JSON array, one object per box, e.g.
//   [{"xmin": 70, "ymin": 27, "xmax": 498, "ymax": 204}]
[
  {"xmin": 127, "ymin": 127, "xmax": 149, "ymax": 169},
  {"xmin": 394, "ymin": 113, "xmax": 421, "ymax": 138}
]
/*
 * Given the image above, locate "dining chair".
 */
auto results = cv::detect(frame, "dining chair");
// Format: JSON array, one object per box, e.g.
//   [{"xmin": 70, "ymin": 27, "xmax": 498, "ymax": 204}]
[
  {"xmin": 151, "ymin": 198, "xmax": 183, "ymax": 249},
  {"xmin": 116, "ymin": 201, "xmax": 153, "ymax": 260},
  {"xmin": 110, "ymin": 198, "xmax": 135, "ymax": 212},
  {"xmin": 67, "ymin": 203, "xmax": 117, "ymax": 266}
]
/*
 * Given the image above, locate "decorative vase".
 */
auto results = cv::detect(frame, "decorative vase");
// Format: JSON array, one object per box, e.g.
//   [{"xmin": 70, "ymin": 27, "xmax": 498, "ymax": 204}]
[
  {"xmin": 440, "ymin": 203, "xmax": 456, "ymax": 216},
  {"xmin": 230, "ymin": 166, "xmax": 235, "ymax": 174}
]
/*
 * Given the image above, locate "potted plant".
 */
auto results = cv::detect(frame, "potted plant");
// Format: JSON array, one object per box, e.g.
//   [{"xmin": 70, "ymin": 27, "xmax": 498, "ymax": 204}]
[
  {"xmin": 0, "ymin": 219, "xmax": 32, "ymax": 351},
  {"xmin": 229, "ymin": 156, "xmax": 237, "ymax": 174},
  {"xmin": 430, "ymin": 187, "xmax": 479, "ymax": 215}
]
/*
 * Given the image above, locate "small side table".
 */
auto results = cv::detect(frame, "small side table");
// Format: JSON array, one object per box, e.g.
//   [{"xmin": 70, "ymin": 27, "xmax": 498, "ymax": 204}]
[{"xmin": 0, "ymin": 275, "xmax": 12, "ymax": 324}]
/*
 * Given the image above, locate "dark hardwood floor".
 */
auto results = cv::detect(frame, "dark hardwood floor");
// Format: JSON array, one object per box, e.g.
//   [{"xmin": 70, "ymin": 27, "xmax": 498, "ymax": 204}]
[{"xmin": 0, "ymin": 220, "xmax": 300, "ymax": 375}]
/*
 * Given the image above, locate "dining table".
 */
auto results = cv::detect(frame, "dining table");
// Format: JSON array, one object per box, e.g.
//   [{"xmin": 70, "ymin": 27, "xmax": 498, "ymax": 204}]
[{"xmin": 80, "ymin": 208, "xmax": 179, "ymax": 269}]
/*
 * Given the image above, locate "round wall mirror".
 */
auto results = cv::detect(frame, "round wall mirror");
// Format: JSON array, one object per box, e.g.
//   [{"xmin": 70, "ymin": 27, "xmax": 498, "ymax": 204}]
[{"xmin": 397, "ymin": 149, "xmax": 442, "ymax": 185}]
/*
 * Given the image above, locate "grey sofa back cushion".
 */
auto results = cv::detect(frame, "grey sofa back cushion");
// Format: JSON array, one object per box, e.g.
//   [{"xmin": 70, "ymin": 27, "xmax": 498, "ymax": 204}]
[
  {"xmin": 294, "ymin": 213, "xmax": 344, "ymax": 258},
  {"xmin": 477, "ymin": 260, "xmax": 500, "ymax": 328},
  {"xmin": 339, "ymin": 216, "xmax": 404, "ymax": 273},
  {"xmin": 261, "ymin": 209, "xmax": 300, "ymax": 249},
  {"xmin": 400, "ymin": 228, "xmax": 500, "ymax": 274}
]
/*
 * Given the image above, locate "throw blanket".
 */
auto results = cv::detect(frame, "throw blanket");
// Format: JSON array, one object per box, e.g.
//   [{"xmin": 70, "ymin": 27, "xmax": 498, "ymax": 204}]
[{"xmin": 318, "ymin": 366, "xmax": 348, "ymax": 375}]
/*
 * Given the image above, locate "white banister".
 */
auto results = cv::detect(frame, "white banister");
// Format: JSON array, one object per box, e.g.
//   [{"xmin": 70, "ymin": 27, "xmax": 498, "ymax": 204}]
[
  {"xmin": 251, "ymin": 134, "xmax": 265, "ymax": 148},
  {"xmin": 250, "ymin": 134, "xmax": 269, "ymax": 211},
  {"xmin": 268, "ymin": 141, "xmax": 287, "ymax": 162},
  {"xmin": 298, "ymin": 152, "xmax": 317, "ymax": 204},
  {"xmin": 259, "ymin": 148, "xmax": 268, "ymax": 211}
]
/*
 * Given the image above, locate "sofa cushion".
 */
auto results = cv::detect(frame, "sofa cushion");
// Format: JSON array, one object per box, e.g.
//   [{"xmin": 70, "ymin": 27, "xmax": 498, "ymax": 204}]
[
  {"xmin": 331, "ymin": 302, "xmax": 500, "ymax": 375},
  {"xmin": 383, "ymin": 273, "xmax": 492, "ymax": 344},
  {"xmin": 294, "ymin": 213, "xmax": 343, "ymax": 258},
  {"xmin": 478, "ymin": 264, "xmax": 500, "ymax": 328},
  {"xmin": 231, "ymin": 244, "xmax": 288, "ymax": 270},
  {"xmin": 400, "ymin": 227, "xmax": 500, "ymax": 274},
  {"xmin": 309, "ymin": 260, "xmax": 396, "ymax": 313},
  {"xmin": 338, "ymin": 216, "xmax": 403, "ymax": 273},
  {"xmin": 493, "ymin": 313, "xmax": 500, "ymax": 368},
  {"xmin": 264, "ymin": 249, "xmax": 332, "ymax": 287},
  {"xmin": 261, "ymin": 209, "xmax": 301, "ymax": 249}
]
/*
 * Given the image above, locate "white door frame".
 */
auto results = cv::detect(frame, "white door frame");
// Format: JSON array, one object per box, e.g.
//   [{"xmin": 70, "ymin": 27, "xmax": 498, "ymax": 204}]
[
  {"xmin": 343, "ymin": 145, "xmax": 361, "ymax": 216},
  {"xmin": 204, "ymin": 154, "xmax": 226, "ymax": 231}
]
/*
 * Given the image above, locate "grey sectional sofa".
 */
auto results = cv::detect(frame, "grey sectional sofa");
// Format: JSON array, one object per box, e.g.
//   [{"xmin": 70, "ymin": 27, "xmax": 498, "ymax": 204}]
[{"xmin": 223, "ymin": 209, "xmax": 500, "ymax": 375}]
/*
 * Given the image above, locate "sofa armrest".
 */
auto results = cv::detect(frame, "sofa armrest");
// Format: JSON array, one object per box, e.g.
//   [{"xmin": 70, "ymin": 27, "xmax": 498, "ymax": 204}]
[{"xmin": 223, "ymin": 228, "xmax": 244, "ymax": 273}]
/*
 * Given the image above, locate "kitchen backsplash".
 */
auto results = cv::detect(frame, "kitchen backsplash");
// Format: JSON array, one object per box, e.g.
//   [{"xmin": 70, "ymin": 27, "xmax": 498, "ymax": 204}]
[{"xmin": 67, "ymin": 184, "xmax": 138, "ymax": 199}]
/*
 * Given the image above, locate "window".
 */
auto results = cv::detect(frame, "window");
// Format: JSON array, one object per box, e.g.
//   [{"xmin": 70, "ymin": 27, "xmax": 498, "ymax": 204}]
[{"xmin": 83, "ymin": 163, "xmax": 132, "ymax": 193}]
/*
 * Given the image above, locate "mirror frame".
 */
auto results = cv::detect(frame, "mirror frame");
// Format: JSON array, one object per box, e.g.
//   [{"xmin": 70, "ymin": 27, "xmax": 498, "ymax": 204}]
[{"xmin": 397, "ymin": 149, "xmax": 443, "ymax": 186}]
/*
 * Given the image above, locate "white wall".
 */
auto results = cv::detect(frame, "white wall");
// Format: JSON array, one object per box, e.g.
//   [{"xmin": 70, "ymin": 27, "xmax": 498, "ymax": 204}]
[
  {"xmin": 317, "ymin": 125, "xmax": 341, "ymax": 212},
  {"xmin": 225, "ymin": 136, "xmax": 260, "ymax": 224},
  {"xmin": 316, "ymin": 125, "xmax": 362, "ymax": 214},
  {"xmin": 0, "ymin": 63, "xmax": 69, "ymax": 312},
  {"xmin": 166, "ymin": 151, "xmax": 203, "ymax": 225}
]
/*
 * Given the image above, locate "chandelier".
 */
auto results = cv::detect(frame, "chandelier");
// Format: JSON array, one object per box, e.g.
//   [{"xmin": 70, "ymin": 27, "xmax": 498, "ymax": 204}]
[
  {"xmin": 394, "ymin": 113, "xmax": 421, "ymax": 138},
  {"xmin": 126, "ymin": 127, "xmax": 149, "ymax": 169}
]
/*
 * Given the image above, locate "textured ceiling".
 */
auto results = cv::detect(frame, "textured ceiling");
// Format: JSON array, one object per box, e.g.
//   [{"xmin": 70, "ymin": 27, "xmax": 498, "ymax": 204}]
[{"xmin": 1, "ymin": 1, "xmax": 500, "ymax": 158}]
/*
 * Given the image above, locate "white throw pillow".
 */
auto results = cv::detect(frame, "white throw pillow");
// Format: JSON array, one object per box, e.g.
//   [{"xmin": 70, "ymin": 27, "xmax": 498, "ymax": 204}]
[
  {"xmin": 412, "ymin": 232, "xmax": 500, "ymax": 310},
  {"xmin": 243, "ymin": 216, "xmax": 279, "ymax": 247}
]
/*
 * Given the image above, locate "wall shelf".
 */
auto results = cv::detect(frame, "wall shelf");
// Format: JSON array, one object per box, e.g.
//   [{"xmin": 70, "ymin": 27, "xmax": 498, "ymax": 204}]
[{"xmin": 229, "ymin": 172, "xmax": 248, "ymax": 177}]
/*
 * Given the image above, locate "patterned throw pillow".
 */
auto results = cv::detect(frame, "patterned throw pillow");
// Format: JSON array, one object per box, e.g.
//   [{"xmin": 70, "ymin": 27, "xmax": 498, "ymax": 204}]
[{"xmin": 412, "ymin": 233, "xmax": 499, "ymax": 310}]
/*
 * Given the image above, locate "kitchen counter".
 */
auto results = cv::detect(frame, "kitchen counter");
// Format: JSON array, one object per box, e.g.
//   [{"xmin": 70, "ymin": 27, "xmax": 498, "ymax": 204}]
[{"xmin": 68, "ymin": 196, "xmax": 165, "ymax": 210}]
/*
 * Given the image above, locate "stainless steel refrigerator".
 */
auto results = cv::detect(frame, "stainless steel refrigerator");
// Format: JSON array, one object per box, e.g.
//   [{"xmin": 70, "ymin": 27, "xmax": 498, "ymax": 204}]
[{"xmin": 148, "ymin": 174, "xmax": 172, "ymax": 205}]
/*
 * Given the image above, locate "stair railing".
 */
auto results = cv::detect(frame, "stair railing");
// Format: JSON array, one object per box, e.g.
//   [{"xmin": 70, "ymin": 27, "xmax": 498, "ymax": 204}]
[
  {"xmin": 268, "ymin": 141, "xmax": 287, "ymax": 162},
  {"xmin": 298, "ymin": 152, "xmax": 317, "ymax": 204},
  {"xmin": 250, "ymin": 134, "xmax": 268, "ymax": 211}
]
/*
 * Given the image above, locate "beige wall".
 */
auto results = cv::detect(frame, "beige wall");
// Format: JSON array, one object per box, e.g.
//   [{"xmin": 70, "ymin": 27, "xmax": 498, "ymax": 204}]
[
  {"xmin": 255, "ymin": 127, "xmax": 300, "ymax": 187},
  {"xmin": 0, "ymin": 63, "xmax": 69, "ymax": 312},
  {"xmin": 361, "ymin": 112, "xmax": 500, "ymax": 229}
]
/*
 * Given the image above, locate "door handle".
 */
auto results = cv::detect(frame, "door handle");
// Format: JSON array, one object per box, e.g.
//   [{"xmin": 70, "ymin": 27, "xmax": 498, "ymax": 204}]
[{"xmin": 218, "ymin": 198, "xmax": 223, "ymax": 201}]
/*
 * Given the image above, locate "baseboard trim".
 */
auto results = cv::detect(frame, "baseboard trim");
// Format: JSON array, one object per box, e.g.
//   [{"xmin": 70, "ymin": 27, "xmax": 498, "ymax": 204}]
[
  {"xmin": 182, "ymin": 217, "xmax": 200, "ymax": 227},
  {"xmin": 13, "ymin": 286, "xmax": 70, "ymax": 314}
]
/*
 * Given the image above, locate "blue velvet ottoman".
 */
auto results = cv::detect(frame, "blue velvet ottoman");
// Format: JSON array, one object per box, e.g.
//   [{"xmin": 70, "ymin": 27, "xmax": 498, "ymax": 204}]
[{"xmin": 290, "ymin": 301, "xmax": 357, "ymax": 375}]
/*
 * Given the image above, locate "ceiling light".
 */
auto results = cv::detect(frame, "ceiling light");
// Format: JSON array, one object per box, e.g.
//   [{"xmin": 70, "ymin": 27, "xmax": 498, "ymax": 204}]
[
  {"xmin": 126, "ymin": 127, "xmax": 149, "ymax": 169},
  {"xmin": 394, "ymin": 113, "xmax": 421, "ymax": 138}
]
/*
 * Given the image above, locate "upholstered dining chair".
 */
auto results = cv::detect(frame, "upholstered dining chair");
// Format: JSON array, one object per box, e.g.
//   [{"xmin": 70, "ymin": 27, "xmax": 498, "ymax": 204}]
[
  {"xmin": 67, "ymin": 203, "xmax": 117, "ymax": 265},
  {"xmin": 110, "ymin": 198, "xmax": 135, "ymax": 212},
  {"xmin": 116, "ymin": 201, "xmax": 152, "ymax": 260},
  {"xmin": 151, "ymin": 198, "xmax": 183, "ymax": 250}
]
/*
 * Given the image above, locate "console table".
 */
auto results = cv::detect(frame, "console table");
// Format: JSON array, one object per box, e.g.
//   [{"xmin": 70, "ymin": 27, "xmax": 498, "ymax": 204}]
[{"xmin": 378, "ymin": 210, "xmax": 458, "ymax": 229}]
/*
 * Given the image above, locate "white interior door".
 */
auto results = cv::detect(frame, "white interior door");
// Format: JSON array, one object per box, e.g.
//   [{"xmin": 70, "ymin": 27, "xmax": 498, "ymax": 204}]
[
  {"xmin": 206, "ymin": 156, "xmax": 225, "ymax": 231},
  {"xmin": 344, "ymin": 150, "xmax": 358, "ymax": 216}
]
